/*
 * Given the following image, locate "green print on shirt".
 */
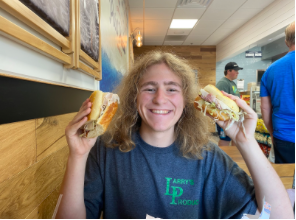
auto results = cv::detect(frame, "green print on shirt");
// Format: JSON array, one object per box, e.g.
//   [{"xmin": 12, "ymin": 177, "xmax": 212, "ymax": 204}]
[
  {"xmin": 232, "ymin": 86, "xmax": 239, "ymax": 95},
  {"xmin": 164, "ymin": 177, "xmax": 199, "ymax": 206}
]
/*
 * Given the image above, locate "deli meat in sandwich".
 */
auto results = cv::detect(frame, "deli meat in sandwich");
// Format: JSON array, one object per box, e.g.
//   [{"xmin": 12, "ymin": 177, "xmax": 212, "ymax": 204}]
[
  {"xmin": 194, "ymin": 85, "xmax": 245, "ymax": 130},
  {"xmin": 81, "ymin": 90, "xmax": 120, "ymax": 138}
]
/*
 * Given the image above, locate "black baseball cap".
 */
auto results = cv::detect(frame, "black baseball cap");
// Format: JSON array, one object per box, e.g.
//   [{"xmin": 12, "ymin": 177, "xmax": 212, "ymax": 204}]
[{"xmin": 225, "ymin": 62, "xmax": 243, "ymax": 71}]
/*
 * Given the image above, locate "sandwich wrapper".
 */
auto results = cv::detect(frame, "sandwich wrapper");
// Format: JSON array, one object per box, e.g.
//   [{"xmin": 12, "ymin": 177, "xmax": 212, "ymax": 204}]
[
  {"xmin": 146, "ymin": 198, "xmax": 271, "ymax": 219},
  {"xmin": 242, "ymin": 197, "xmax": 271, "ymax": 219},
  {"xmin": 146, "ymin": 214, "xmax": 161, "ymax": 219}
]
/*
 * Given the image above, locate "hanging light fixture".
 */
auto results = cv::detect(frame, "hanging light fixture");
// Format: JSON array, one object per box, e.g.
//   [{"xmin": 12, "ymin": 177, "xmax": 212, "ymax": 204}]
[
  {"xmin": 130, "ymin": 28, "xmax": 143, "ymax": 47},
  {"xmin": 135, "ymin": 31, "xmax": 143, "ymax": 42},
  {"xmin": 130, "ymin": 0, "xmax": 144, "ymax": 47},
  {"xmin": 131, "ymin": 29, "xmax": 143, "ymax": 47},
  {"xmin": 135, "ymin": 30, "xmax": 142, "ymax": 47}
]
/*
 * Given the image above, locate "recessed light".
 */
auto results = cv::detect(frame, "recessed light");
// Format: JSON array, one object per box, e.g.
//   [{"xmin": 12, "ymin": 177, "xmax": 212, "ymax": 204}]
[{"xmin": 170, "ymin": 19, "xmax": 198, "ymax": 29}]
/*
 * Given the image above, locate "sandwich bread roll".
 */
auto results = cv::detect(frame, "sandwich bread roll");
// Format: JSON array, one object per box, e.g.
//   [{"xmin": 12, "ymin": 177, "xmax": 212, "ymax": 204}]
[
  {"xmin": 81, "ymin": 90, "xmax": 119, "ymax": 138},
  {"xmin": 194, "ymin": 96, "xmax": 230, "ymax": 121},
  {"xmin": 194, "ymin": 85, "xmax": 241, "ymax": 122}
]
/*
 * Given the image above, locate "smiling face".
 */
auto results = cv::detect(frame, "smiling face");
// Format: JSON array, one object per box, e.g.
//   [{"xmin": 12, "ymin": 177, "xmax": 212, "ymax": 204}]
[{"xmin": 137, "ymin": 63, "xmax": 184, "ymax": 136}]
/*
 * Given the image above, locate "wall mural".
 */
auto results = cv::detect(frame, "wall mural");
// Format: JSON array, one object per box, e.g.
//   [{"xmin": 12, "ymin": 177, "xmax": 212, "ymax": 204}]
[{"xmin": 100, "ymin": 0, "xmax": 129, "ymax": 92}]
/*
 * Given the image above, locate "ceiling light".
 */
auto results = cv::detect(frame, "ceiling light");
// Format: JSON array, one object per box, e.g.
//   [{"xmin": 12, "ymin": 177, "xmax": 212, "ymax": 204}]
[{"xmin": 170, "ymin": 19, "xmax": 198, "ymax": 29}]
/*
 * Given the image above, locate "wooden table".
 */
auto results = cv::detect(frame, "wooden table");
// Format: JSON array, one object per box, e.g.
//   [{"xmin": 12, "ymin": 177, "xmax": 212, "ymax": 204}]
[{"xmin": 220, "ymin": 146, "xmax": 295, "ymax": 189}]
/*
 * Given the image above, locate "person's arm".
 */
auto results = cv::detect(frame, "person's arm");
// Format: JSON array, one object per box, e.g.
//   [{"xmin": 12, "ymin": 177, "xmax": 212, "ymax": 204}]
[
  {"xmin": 217, "ymin": 92, "xmax": 293, "ymax": 219},
  {"xmin": 261, "ymin": 96, "xmax": 273, "ymax": 140},
  {"xmin": 55, "ymin": 99, "xmax": 97, "ymax": 219}
]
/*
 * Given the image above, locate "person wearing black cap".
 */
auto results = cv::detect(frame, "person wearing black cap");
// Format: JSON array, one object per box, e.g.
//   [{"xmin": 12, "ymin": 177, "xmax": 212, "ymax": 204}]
[{"xmin": 216, "ymin": 62, "xmax": 243, "ymax": 146}]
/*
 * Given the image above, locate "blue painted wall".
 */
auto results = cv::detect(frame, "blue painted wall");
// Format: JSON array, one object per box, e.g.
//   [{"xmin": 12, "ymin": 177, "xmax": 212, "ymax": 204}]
[
  {"xmin": 100, "ymin": 0, "xmax": 129, "ymax": 92},
  {"xmin": 216, "ymin": 46, "xmax": 272, "ymax": 90},
  {"xmin": 100, "ymin": 49, "xmax": 123, "ymax": 92}
]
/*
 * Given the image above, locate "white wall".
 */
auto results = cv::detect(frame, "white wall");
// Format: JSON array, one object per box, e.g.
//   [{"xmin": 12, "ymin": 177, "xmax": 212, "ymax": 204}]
[
  {"xmin": 216, "ymin": 0, "xmax": 295, "ymax": 62},
  {"xmin": 0, "ymin": 8, "xmax": 98, "ymax": 91}
]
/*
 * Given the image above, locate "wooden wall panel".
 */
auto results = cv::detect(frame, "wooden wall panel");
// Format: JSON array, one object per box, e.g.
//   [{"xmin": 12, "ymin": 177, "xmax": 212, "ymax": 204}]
[
  {"xmin": 26, "ymin": 184, "xmax": 61, "ymax": 219},
  {"xmin": 36, "ymin": 113, "xmax": 76, "ymax": 161},
  {"xmin": 0, "ymin": 120, "xmax": 36, "ymax": 183},
  {"xmin": 134, "ymin": 46, "xmax": 216, "ymax": 132},
  {"xmin": 0, "ymin": 112, "xmax": 73, "ymax": 218},
  {"xmin": 133, "ymin": 46, "xmax": 216, "ymax": 88},
  {"xmin": 0, "ymin": 146, "xmax": 68, "ymax": 219}
]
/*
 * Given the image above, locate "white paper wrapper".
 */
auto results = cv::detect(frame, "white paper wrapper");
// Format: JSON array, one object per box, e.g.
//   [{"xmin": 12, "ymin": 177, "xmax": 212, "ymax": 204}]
[
  {"xmin": 242, "ymin": 197, "xmax": 271, "ymax": 219},
  {"xmin": 146, "ymin": 214, "xmax": 162, "ymax": 219}
]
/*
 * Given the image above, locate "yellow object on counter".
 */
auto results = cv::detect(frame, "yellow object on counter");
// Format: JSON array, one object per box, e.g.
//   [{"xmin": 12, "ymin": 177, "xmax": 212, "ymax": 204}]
[{"xmin": 256, "ymin": 119, "xmax": 269, "ymax": 134}]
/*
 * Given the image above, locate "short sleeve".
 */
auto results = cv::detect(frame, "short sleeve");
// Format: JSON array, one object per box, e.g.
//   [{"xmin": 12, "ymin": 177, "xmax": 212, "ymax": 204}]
[
  {"xmin": 202, "ymin": 144, "xmax": 258, "ymax": 219},
  {"xmin": 260, "ymin": 69, "xmax": 270, "ymax": 97},
  {"xmin": 84, "ymin": 139, "xmax": 104, "ymax": 219},
  {"xmin": 220, "ymin": 164, "xmax": 258, "ymax": 218}
]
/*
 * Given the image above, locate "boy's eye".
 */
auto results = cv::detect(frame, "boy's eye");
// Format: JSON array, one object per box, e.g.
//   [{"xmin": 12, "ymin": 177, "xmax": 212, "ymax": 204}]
[
  {"xmin": 144, "ymin": 88, "xmax": 155, "ymax": 92},
  {"xmin": 168, "ymin": 88, "xmax": 178, "ymax": 92}
]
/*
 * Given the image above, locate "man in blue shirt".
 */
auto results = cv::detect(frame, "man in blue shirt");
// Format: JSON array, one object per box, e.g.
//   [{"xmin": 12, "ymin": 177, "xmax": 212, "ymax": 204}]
[{"xmin": 260, "ymin": 21, "xmax": 295, "ymax": 163}]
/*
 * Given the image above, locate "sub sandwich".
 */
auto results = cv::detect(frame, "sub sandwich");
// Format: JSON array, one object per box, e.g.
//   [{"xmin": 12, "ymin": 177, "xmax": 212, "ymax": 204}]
[
  {"xmin": 194, "ymin": 85, "xmax": 245, "ymax": 130},
  {"xmin": 81, "ymin": 90, "xmax": 120, "ymax": 138}
]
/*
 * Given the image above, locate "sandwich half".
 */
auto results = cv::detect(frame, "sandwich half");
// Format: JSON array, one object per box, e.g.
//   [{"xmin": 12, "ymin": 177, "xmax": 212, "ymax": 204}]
[
  {"xmin": 194, "ymin": 85, "xmax": 244, "ymax": 129},
  {"xmin": 81, "ymin": 90, "xmax": 120, "ymax": 138}
]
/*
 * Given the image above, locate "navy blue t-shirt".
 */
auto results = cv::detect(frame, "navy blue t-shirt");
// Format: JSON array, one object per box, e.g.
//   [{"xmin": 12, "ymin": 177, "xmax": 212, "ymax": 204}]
[{"xmin": 84, "ymin": 132, "xmax": 257, "ymax": 218}]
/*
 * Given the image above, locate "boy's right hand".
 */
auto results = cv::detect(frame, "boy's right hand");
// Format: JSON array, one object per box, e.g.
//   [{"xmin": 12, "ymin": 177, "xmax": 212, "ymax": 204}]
[{"xmin": 65, "ymin": 98, "xmax": 97, "ymax": 158}]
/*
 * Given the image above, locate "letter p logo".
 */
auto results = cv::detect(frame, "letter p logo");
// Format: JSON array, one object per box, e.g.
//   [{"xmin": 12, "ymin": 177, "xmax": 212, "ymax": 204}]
[
  {"xmin": 170, "ymin": 186, "xmax": 183, "ymax": 205},
  {"xmin": 164, "ymin": 177, "xmax": 183, "ymax": 205}
]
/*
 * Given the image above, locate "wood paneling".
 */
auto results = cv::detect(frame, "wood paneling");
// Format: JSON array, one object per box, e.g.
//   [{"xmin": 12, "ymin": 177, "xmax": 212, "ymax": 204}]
[
  {"xmin": 133, "ymin": 45, "xmax": 216, "ymax": 88},
  {"xmin": 0, "ymin": 112, "xmax": 74, "ymax": 218},
  {"xmin": 0, "ymin": 147, "xmax": 68, "ymax": 219},
  {"xmin": 36, "ymin": 113, "xmax": 76, "ymax": 161},
  {"xmin": 26, "ymin": 184, "xmax": 61, "ymax": 219},
  {"xmin": 134, "ymin": 45, "xmax": 216, "ymax": 132},
  {"xmin": 0, "ymin": 120, "xmax": 36, "ymax": 183},
  {"xmin": 0, "ymin": 0, "xmax": 70, "ymax": 48},
  {"xmin": 0, "ymin": 16, "xmax": 71, "ymax": 65}
]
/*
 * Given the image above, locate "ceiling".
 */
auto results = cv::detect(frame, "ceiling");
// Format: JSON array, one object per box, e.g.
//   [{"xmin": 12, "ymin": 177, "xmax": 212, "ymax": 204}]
[{"xmin": 128, "ymin": 0, "xmax": 276, "ymax": 46}]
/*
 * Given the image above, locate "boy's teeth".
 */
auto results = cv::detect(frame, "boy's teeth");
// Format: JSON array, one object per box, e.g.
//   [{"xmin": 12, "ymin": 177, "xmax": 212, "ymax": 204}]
[{"xmin": 152, "ymin": 110, "xmax": 169, "ymax": 114}]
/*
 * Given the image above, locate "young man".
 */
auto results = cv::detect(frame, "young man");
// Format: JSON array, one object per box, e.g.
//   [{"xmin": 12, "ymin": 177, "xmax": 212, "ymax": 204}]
[
  {"xmin": 216, "ymin": 62, "xmax": 243, "ymax": 146},
  {"xmin": 56, "ymin": 51, "xmax": 293, "ymax": 219},
  {"xmin": 260, "ymin": 21, "xmax": 295, "ymax": 163}
]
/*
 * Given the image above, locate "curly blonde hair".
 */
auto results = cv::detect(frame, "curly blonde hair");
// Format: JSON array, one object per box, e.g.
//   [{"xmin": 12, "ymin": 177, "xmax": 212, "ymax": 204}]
[{"xmin": 102, "ymin": 51, "xmax": 210, "ymax": 159}]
